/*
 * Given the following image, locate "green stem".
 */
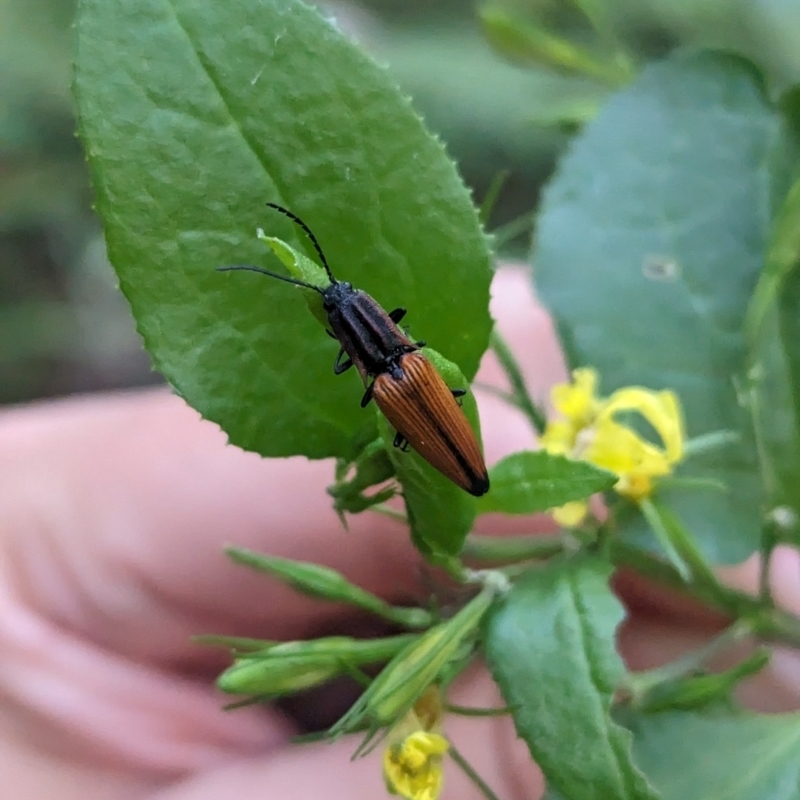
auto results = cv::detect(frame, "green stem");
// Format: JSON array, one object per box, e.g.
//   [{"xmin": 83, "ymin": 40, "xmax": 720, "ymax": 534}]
[
  {"xmin": 371, "ymin": 503, "xmax": 407, "ymax": 523},
  {"xmin": 638, "ymin": 497, "xmax": 691, "ymax": 581},
  {"xmin": 448, "ymin": 742, "xmax": 503, "ymax": 800},
  {"xmin": 480, "ymin": 169, "xmax": 511, "ymax": 226},
  {"xmin": 759, "ymin": 519, "xmax": 779, "ymax": 604},
  {"xmin": 464, "ymin": 533, "xmax": 800, "ymax": 648},
  {"xmin": 472, "ymin": 381, "xmax": 520, "ymax": 407},
  {"xmin": 569, "ymin": 0, "xmax": 635, "ymax": 75},
  {"xmin": 490, "ymin": 209, "xmax": 536, "ymax": 250},
  {"xmin": 624, "ymin": 619, "xmax": 753, "ymax": 697},
  {"xmin": 445, "ymin": 703, "xmax": 514, "ymax": 717},
  {"xmin": 489, "ymin": 328, "xmax": 547, "ymax": 434},
  {"xmin": 611, "ymin": 540, "xmax": 800, "ymax": 647}
]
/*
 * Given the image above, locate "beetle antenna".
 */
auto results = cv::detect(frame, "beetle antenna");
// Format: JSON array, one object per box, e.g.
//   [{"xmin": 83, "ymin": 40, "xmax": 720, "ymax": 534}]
[
  {"xmin": 266, "ymin": 202, "xmax": 336, "ymax": 284},
  {"xmin": 216, "ymin": 264, "xmax": 326, "ymax": 294}
]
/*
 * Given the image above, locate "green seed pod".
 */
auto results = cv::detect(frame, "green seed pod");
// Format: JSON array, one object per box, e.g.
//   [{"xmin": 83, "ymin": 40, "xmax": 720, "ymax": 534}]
[
  {"xmin": 226, "ymin": 547, "xmax": 431, "ymax": 629},
  {"xmin": 218, "ymin": 634, "xmax": 417, "ymax": 697}
]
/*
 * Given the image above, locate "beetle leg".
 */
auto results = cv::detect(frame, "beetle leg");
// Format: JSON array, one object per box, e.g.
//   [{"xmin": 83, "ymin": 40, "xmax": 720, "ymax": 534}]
[
  {"xmin": 451, "ymin": 388, "xmax": 466, "ymax": 407},
  {"xmin": 389, "ymin": 308, "xmax": 407, "ymax": 324},
  {"xmin": 360, "ymin": 382, "xmax": 375, "ymax": 408},
  {"xmin": 333, "ymin": 348, "xmax": 354, "ymax": 374},
  {"xmin": 393, "ymin": 431, "xmax": 410, "ymax": 452},
  {"xmin": 326, "ymin": 329, "xmax": 337, "ymax": 339}
]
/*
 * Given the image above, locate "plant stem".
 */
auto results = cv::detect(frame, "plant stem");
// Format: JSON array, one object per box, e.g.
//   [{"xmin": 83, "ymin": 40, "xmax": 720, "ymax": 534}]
[
  {"xmin": 464, "ymin": 533, "xmax": 800, "ymax": 648},
  {"xmin": 445, "ymin": 703, "xmax": 514, "ymax": 717},
  {"xmin": 472, "ymin": 381, "xmax": 519, "ymax": 407},
  {"xmin": 489, "ymin": 328, "xmax": 547, "ymax": 434},
  {"xmin": 480, "ymin": 169, "xmax": 511, "ymax": 226},
  {"xmin": 759, "ymin": 517, "xmax": 780, "ymax": 604},
  {"xmin": 639, "ymin": 497, "xmax": 691, "ymax": 581},
  {"xmin": 490, "ymin": 209, "xmax": 536, "ymax": 250},
  {"xmin": 624, "ymin": 619, "xmax": 753, "ymax": 697},
  {"xmin": 448, "ymin": 742, "xmax": 503, "ymax": 800},
  {"xmin": 611, "ymin": 540, "xmax": 800, "ymax": 646},
  {"xmin": 371, "ymin": 503, "xmax": 407, "ymax": 523}
]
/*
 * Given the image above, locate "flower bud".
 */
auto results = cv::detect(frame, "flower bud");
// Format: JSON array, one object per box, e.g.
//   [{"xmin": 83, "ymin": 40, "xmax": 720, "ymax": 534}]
[
  {"xmin": 218, "ymin": 634, "xmax": 416, "ymax": 697},
  {"xmin": 226, "ymin": 547, "xmax": 431, "ymax": 628},
  {"xmin": 332, "ymin": 586, "xmax": 496, "ymax": 739}
]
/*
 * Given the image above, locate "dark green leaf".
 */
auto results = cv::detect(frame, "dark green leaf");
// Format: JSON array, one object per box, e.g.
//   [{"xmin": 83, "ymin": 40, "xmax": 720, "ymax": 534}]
[
  {"xmin": 625, "ymin": 709, "xmax": 800, "ymax": 800},
  {"xmin": 485, "ymin": 557, "xmax": 658, "ymax": 800},
  {"xmin": 535, "ymin": 50, "xmax": 799, "ymax": 563},
  {"xmin": 478, "ymin": 450, "xmax": 615, "ymax": 515},
  {"xmin": 74, "ymin": 0, "xmax": 492, "ymax": 461}
]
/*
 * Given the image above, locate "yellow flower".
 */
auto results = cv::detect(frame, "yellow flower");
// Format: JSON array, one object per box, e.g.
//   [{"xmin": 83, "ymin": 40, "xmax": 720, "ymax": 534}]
[
  {"xmin": 541, "ymin": 371, "xmax": 686, "ymax": 522},
  {"xmin": 551, "ymin": 500, "xmax": 590, "ymax": 527},
  {"xmin": 383, "ymin": 687, "xmax": 448, "ymax": 800},
  {"xmin": 540, "ymin": 368, "xmax": 601, "ymax": 455},
  {"xmin": 587, "ymin": 387, "xmax": 684, "ymax": 502},
  {"xmin": 384, "ymin": 731, "xmax": 449, "ymax": 800}
]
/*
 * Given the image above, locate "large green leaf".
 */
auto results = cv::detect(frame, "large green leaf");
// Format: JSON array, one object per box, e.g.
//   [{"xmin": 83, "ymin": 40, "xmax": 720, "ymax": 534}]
[
  {"xmin": 626, "ymin": 709, "xmax": 800, "ymax": 800},
  {"xmin": 478, "ymin": 450, "xmax": 616, "ymax": 515},
  {"xmin": 74, "ymin": 0, "xmax": 492, "ymax": 460},
  {"xmin": 485, "ymin": 558, "xmax": 658, "ymax": 800},
  {"xmin": 535, "ymin": 50, "xmax": 799, "ymax": 563}
]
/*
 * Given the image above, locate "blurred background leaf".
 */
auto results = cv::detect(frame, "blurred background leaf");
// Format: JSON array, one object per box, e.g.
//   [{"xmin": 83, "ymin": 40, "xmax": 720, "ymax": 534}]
[{"xmin": 534, "ymin": 50, "xmax": 798, "ymax": 565}]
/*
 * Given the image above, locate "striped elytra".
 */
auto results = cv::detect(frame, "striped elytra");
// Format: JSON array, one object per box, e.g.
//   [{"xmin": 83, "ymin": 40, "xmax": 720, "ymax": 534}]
[{"xmin": 372, "ymin": 351, "xmax": 489, "ymax": 497}]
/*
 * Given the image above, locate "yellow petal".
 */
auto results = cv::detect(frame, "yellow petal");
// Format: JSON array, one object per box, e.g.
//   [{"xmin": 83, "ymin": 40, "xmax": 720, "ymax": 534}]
[
  {"xmin": 384, "ymin": 732, "xmax": 449, "ymax": 800},
  {"xmin": 539, "ymin": 420, "xmax": 575, "ymax": 455},
  {"xmin": 551, "ymin": 368, "xmax": 600, "ymax": 425},
  {"xmin": 614, "ymin": 472, "xmax": 654, "ymax": 501},
  {"xmin": 601, "ymin": 388, "xmax": 685, "ymax": 464},
  {"xmin": 551, "ymin": 500, "xmax": 589, "ymax": 527},
  {"xmin": 587, "ymin": 418, "xmax": 670, "ymax": 476}
]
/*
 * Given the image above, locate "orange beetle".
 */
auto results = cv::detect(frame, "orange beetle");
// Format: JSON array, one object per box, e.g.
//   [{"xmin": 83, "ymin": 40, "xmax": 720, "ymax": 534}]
[{"xmin": 220, "ymin": 204, "xmax": 489, "ymax": 497}]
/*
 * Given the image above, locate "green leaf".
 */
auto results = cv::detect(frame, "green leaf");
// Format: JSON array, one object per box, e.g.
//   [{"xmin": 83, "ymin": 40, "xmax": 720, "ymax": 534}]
[
  {"xmin": 625, "ymin": 709, "xmax": 800, "ymax": 800},
  {"xmin": 478, "ymin": 450, "xmax": 615, "ymax": 515},
  {"xmin": 535, "ymin": 50, "xmax": 799, "ymax": 564},
  {"xmin": 485, "ymin": 557, "xmax": 659, "ymax": 800},
  {"xmin": 74, "ymin": 0, "xmax": 492, "ymax": 461},
  {"xmin": 379, "ymin": 348, "xmax": 482, "ymax": 559}
]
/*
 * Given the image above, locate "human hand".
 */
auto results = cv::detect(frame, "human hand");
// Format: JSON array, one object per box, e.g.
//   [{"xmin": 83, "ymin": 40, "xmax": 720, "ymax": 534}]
[{"xmin": 2, "ymin": 269, "xmax": 799, "ymax": 800}]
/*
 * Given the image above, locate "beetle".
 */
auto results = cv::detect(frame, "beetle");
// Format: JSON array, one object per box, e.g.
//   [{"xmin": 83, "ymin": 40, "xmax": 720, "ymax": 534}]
[{"xmin": 219, "ymin": 203, "xmax": 489, "ymax": 497}]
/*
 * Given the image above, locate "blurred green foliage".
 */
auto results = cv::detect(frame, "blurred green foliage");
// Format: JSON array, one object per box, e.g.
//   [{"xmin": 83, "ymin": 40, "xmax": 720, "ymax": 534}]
[{"xmin": 6, "ymin": 0, "xmax": 800, "ymax": 404}]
